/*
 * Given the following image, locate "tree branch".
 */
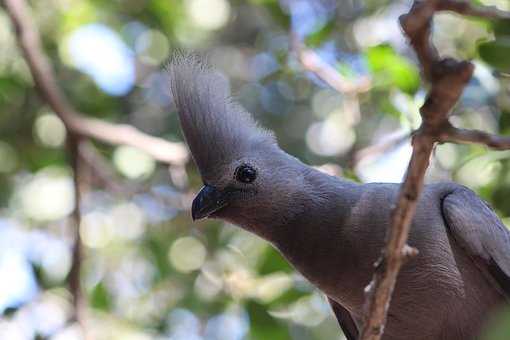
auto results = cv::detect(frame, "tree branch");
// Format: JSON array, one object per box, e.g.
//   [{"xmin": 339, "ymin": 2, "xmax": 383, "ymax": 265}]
[
  {"xmin": 2, "ymin": 0, "xmax": 188, "ymax": 165},
  {"xmin": 290, "ymin": 34, "xmax": 371, "ymax": 95},
  {"xmin": 440, "ymin": 125, "xmax": 510, "ymax": 150},
  {"xmin": 352, "ymin": 132, "xmax": 411, "ymax": 167},
  {"xmin": 67, "ymin": 136, "xmax": 87, "ymax": 334},
  {"xmin": 0, "ymin": 1, "xmax": 192, "ymax": 337},
  {"xmin": 359, "ymin": 1, "xmax": 510, "ymax": 339}
]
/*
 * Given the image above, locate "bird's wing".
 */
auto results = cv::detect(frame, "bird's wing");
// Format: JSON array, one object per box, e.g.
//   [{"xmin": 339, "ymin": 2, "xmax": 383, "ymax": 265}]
[
  {"xmin": 442, "ymin": 187, "xmax": 510, "ymax": 296},
  {"xmin": 327, "ymin": 297, "xmax": 358, "ymax": 340}
]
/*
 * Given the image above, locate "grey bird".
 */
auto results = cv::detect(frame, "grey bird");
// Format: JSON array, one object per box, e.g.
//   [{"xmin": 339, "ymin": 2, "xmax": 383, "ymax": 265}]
[{"xmin": 168, "ymin": 56, "xmax": 510, "ymax": 340}]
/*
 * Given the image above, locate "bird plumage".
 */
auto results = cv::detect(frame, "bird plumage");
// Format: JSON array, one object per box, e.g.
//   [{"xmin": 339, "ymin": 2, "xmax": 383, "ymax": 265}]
[
  {"xmin": 168, "ymin": 55, "xmax": 510, "ymax": 340},
  {"xmin": 168, "ymin": 54, "xmax": 275, "ymax": 183}
]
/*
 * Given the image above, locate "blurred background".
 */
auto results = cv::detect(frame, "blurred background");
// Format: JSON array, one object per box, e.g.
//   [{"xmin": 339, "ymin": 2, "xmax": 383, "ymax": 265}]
[{"xmin": 0, "ymin": 0, "xmax": 509, "ymax": 339}]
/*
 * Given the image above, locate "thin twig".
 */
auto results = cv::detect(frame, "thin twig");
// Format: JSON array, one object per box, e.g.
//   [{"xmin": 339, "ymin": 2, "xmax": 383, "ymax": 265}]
[
  {"xmin": 290, "ymin": 33, "xmax": 371, "ymax": 163},
  {"xmin": 79, "ymin": 141, "xmax": 143, "ymax": 195},
  {"xmin": 440, "ymin": 125, "xmax": 510, "ymax": 150},
  {"xmin": 361, "ymin": 133, "xmax": 431, "ymax": 337},
  {"xmin": 2, "ymin": 0, "xmax": 188, "ymax": 165},
  {"xmin": 290, "ymin": 34, "xmax": 371, "ymax": 95},
  {"xmin": 67, "ymin": 135, "xmax": 87, "ymax": 335},
  {"xmin": 352, "ymin": 132, "xmax": 411, "ymax": 167}
]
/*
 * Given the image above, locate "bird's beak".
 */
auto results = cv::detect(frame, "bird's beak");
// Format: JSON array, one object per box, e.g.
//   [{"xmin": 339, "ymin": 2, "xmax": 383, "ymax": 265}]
[{"xmin": 191, "ymin": 185, "xmax": 229, "ymax": 221}]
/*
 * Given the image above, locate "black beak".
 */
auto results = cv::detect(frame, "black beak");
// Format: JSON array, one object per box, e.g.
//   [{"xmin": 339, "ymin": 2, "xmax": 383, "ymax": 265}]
[{"xmin": 191, "ymin": 185, "xmax": 229, "ymax": 221}]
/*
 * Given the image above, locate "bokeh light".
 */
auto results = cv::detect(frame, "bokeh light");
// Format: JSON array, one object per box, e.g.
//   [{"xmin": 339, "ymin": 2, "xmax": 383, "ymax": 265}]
[
  {"xmin": 1, "ymin": 0, "xmax": 510, "ymax": 339},
  {"xmin": 186, "ymin": 0, "xmax": 231, "ymax": 31},
  {"xmin": 64, "ymin": 24, "xmax": 135, "ymax": 96},
  {"xmin": 113, "ymin": 146, "xmax": 156, "ymax": 179},
  {"xmin": 34, "ymin": 113, "xmax": 66, "ymax": 148},
  {"xmin": 18, "ymin": 167, "xmax": 75, "ymax": 221},
  {"xmin": 135, "ymin": 29, "xmax": 170, "ymax": 66},
  {"xmin": 169, "ymin": 237, "xmax": 207, "ymax": 273}
]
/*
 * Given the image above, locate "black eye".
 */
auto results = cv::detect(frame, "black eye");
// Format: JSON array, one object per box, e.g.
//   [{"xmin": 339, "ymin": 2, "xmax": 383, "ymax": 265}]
[{"xmin": 235, "ymin": 164, "xmax": 257, "ymax": 183}]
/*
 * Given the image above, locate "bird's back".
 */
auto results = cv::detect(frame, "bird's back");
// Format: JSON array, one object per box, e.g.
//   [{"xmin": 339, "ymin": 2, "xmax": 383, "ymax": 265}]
[{"xmin": 272, "ymin": 172, "xmax": 507, "ymax": 339}]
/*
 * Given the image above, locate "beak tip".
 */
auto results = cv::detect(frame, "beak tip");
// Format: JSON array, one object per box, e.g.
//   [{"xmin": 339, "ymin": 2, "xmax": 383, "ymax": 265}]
[
  {"xmin": 191, "ymin": 210, "xmax": 202, "ymax": 221},
  {"xmin": 191, "ymin": 184, "xmax": 226, "ymax": 222},
  {"xmin": 191, "ymin": 197, "xmax": 204, "ymax": 221}
]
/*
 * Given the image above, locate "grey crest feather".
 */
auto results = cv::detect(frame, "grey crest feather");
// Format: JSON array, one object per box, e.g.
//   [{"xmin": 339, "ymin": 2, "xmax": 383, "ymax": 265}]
[{"xmin": 168, "ymin": 54, "xmax": 275, "ymax": 180}]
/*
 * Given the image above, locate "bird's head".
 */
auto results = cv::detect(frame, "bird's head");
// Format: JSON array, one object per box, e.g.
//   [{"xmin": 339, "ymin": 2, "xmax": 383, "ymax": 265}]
[{"xmin": 168, "ymin": 54, "xmax": 305, "ymax": 233}]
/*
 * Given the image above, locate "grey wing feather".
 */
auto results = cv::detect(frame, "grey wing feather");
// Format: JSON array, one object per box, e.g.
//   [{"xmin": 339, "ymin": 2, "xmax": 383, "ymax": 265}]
[
  {"xmin": 442, "ymin": 187, "xmax": 510, "ymax": 296},
  {"xmin": 327, "ymin": 298, "xmax": 359, "ymax": 340}
]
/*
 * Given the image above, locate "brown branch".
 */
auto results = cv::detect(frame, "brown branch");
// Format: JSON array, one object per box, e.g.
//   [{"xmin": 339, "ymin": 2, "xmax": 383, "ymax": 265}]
[
  {"xmin": 2, "ymin": 0, "xmax": 189, "ymax": 165},
  {"xmin": 359, "ymin": 0, "xmax": 499, "ymax": 338},
  {"xmin": 0, "ymin": 1, "xmax": 191, "ymax": 338},
  {"xmin": 67, "ymin": 136, "xmax": 87, "ymax": 335},
  {"xmin": 361, "ymin": 133, "xmax": 431, "ymax": 338},
  {"xmin": 352, "ymin": 132, "xmax": 411, "ymax": 167},
  {"xmin": 399, "ymin": 0, "xmax": 441, "ymax": 81},
  {"xmin": 79, "ymin": 141, "xmax": 149, "ymax": 196},
  {"xmin": 290, "ymin": 33, "xmax": 371, "ymax": 161},
  {"xmin": 440, "ymin": 125, "xmax": 510, "ymax": 150},
  {"xmin": 290, "ymin": 34, "xmax": 371, "ymax": 95}
]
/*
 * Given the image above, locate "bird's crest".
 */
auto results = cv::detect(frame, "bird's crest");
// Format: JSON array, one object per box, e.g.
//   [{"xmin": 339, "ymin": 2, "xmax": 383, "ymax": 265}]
[{"xmin": 168, "ymin": 53, "xmax": 275, "ymax": 179}]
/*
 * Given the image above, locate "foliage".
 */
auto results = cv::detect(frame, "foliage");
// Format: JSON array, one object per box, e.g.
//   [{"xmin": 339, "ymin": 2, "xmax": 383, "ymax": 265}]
[{"xmin": 0, "ymin": 0, "xmax": 509, "ymax": 339}]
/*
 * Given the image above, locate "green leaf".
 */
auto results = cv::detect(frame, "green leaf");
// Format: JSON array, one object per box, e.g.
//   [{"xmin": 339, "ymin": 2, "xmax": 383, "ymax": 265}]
[
  {"xmin": 269, "ymin": 288, "xmax": 308, "ymax": 307},
  {"xmin": 493, "ymin": 19, "xmax": 510, "ymax": 38},
  {"xmin": 336, "ymin": 62, "xmax": 357, "ymax": 79},
  {"xmin": 247, "ymin": 301, "xmax": 291, "ymax": 340},
  {"xmin": 499, "ymin": 110, "xmax": 510, "ymax": 134},
  {"xmin": 478, "ymin": 38, "xmax": 510, "ymax": 71},
  {"xmin": 482, "ymin": 306, "xmax": 510, "ymax": 340},
  {"xmin": 90, "ymin": 281, "xmax": 112, "ymax": 311},
  {"xmin": 258, "ymin": 247, "xmax": 293, "ymax": 275},
  {"xmin": 378, "ymin": 93, "xmax": 403, "ymax": 119},
  {"xmin": 249, "ymin": 0, "xmax": 290, "ymax": 29},
  {"xmin": 366, "ymin": 44, "xmax": 420, "ymax": 94},
  {"xmin": 305, "ymin": 20, "xmax": 335, "ymax": 47}
]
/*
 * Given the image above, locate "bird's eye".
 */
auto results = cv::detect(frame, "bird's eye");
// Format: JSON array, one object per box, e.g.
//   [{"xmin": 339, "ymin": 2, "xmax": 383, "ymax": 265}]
[{"xmin": 235, "ymin": 164, "xmax": 257, "ymax": 184}]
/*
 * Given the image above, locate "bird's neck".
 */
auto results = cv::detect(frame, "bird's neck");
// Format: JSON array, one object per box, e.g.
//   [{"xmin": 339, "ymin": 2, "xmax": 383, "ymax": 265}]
[
  {"xmin": 262, "ymin": 168, "xmax": 360, "ymax": 297},
  {"xmin": 238, "ymin": 165, "xmax": 357, "ymax": 246},
  {"xmin": 276, "ymin": 167, "xmax": 357, "ymax": 241}
]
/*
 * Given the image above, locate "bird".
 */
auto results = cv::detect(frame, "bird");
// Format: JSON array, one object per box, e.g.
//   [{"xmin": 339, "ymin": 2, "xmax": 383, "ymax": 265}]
[{"xmin": 168, "ymin": 55, "xmax": 510, "ymax": 340}]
